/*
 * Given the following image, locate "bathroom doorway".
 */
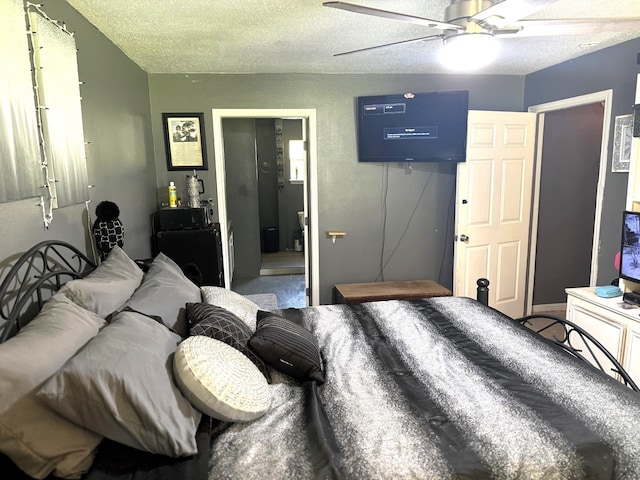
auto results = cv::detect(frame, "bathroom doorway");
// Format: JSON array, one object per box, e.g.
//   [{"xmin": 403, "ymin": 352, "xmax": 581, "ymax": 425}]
[
  {"xmin": 212, "ymin": 108, "xmax": 319, "ymax": 307},
  {"xmin": 256, "ymin": 118, "xmax": 305, "ymax": 277}
]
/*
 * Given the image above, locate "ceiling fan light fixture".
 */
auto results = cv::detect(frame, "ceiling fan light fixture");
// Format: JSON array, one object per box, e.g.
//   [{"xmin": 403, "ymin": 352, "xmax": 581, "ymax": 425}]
[{"xmin": 439, "ymin": 33, "xmax": 498, "ymax": 71}]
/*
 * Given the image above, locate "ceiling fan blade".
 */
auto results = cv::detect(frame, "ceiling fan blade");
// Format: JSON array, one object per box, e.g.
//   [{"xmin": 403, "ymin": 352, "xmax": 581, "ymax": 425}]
[
  {"xmin": 332, "ymin": 34, "xmax": 444, "ymax": 57},
  {"xmin": 472, "ymin": 0, "xmax": 557, "ymax": 28},
  {"xmin": 497, "ymin": 18, "xmax": 640, "ymax": 37},
  {"xmin": 323, "ymin": 1, "xmax": 463, "ymax": 31}
]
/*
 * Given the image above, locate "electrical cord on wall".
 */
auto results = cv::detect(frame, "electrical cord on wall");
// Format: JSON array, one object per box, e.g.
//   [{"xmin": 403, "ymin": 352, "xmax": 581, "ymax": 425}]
[
  {"xmin": 376, "ymin": 168, "xmax": 433, "ymax": 282},
  {"xmin": 377, "ymin": 164, "xmax": 389, "ymax": 282}
]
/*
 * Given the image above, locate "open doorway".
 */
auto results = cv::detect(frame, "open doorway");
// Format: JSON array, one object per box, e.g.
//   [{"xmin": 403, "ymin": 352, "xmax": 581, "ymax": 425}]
[
  {"xmin": 255, "ymin": 118, "xmax": 305, "ymax": 277},
  {"xmin": 527, "ymin": 90, "xmax": 612, "ymax": 314},
  {"xmin": 212, "ymin": 109, "xmax": 319, "ymax": 307}
]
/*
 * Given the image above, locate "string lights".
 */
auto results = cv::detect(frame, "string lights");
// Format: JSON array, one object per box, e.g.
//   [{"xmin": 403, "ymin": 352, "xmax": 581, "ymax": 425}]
[{"xmin": 25, "ymin": 2, "xmax": 82, "ymax": 228}]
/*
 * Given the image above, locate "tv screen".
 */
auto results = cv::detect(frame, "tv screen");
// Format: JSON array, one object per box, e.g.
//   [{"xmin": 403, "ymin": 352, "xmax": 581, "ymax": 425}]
[
  {"xmin": 357, "ymin": 90, "xmax": 469, "ymax": 163},
  {"xmin": 619, "ymin": 210, "xmax": 640, "ymax": 283}
]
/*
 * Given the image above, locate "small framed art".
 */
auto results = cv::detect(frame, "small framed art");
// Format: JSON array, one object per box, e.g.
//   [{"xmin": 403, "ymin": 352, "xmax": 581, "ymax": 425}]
[
  {"xmin": 162, "ymin": 113, "xmax": 208, "ymax": 170},
  {"xmin": 612, "ymin": 114, "xmax": 633, "ymax": 173}
]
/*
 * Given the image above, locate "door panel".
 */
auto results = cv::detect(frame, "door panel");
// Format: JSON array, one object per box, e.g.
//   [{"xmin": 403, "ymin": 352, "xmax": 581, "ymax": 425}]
[
  {"xmin": 464, "ymin": 245, "xmax": 490, "ymax": 291},
  {"xmin": 468, "ymin": 160, "xmax": 493, "ymax": 225},
  {"xmin": 455, "ymin": 111, "xmax": 536, "ymax": 318},
  {"xmin": 496, "ymin": 241, "xmax": 520, "ymax": 302},
  {"xmin": 501, "ymin": 159, "xmax": 525, "ymax": 222}
]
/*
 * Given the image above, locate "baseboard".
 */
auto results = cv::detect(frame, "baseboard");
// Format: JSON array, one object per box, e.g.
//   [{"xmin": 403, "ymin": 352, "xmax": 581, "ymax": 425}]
[
  {"xmin": 260, "ymin": 266, "xmax": 304, "ymax": 276},
  {"xmin": 532, "ymin": 303, "xmax": 566, "ymax": 313}
]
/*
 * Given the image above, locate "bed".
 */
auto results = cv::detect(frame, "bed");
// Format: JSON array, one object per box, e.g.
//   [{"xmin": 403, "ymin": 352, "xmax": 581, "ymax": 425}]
[{"xmin": 1, "ymin": 241, "xmax": 640, "ymax": 480}]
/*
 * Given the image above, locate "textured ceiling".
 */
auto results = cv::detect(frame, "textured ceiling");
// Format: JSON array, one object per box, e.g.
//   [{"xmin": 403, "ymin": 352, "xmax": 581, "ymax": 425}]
[{"xmin": 65, "ymin": 0, "xmax": 640, "ymax": 75}]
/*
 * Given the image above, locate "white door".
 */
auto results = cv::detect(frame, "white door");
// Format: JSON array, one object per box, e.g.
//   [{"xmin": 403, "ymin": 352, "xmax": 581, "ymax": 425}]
[{"xmin": 454, "ymin": 110, "xmax": 536, "ymax": 318}]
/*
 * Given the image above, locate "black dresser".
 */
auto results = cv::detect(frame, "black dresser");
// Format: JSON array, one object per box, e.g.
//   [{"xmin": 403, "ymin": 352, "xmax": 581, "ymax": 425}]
[{"xmin": 153, "ymin": 208, "xmax": 224, "ymax": 287}]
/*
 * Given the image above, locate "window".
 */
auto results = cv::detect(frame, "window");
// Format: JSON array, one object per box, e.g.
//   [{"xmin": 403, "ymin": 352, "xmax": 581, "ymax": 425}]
[{"xmin": 289, "ymin": 140, "xmax": 305, "ymax": 182}]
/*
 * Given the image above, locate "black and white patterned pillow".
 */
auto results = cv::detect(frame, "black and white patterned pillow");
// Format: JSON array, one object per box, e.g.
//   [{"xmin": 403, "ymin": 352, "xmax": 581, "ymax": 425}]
[
  {"xmin": 186, "ymin": 303, "xmax": 271, "ymax": 383},
  {"xmin": 249, "ymin": 310, "xmax": 325, "ymax": 385},
  {"xmin": 92, "ymin": 219, "xmax": 124, "ymax": 262}
]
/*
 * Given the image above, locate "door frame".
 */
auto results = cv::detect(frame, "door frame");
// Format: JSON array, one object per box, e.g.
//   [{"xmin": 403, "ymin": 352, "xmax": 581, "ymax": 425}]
[
  {"xmin": 526, "ymin": 90, "xmax": 612, "ymax": 314},
  {"xmin": 211, "ymin": 108, "xmax": 319, "ymax": 306}
]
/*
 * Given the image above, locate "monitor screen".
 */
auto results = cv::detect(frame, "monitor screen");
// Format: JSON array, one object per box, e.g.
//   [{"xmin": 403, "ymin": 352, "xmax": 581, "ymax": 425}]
[
  {"xmin": 356, "ymin": 90, "xmax": 469, "ymax": 163},
  {"xmin": 619, "ymin": 210, "xmax": 640, "ymax": 283}
]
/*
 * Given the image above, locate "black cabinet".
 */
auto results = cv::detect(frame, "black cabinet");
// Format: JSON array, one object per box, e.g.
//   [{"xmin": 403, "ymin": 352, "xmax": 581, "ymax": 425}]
[{"xmin": 153, "ymin": 209, "xmax": 224, "ymax": 287}]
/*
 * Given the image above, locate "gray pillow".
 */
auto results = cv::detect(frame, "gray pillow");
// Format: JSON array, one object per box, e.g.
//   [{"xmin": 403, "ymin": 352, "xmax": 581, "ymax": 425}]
[
  {"xmin": 37, "ymin": 310, "xmax": 202, "ymax": 457},
  {"xmin": 124, "ymin": 253, "xmax": 201, "ymax": 337},
  {"xmin": 59, "ymin": 246, "xmax": 143, "ymax": 318},
  {"xmin": 0, "ymin": 294, "xmax": 104, "ymax": 479}
]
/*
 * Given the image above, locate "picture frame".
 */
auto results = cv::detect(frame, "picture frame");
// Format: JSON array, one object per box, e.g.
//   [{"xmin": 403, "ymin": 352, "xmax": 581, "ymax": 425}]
[
  {"xmin": 162, "ymin": 112, "xmax": 208, "ymax": 170},
  {"xmin": 612, "ymin": 114, "xmax": 633, "ymax": 173}
]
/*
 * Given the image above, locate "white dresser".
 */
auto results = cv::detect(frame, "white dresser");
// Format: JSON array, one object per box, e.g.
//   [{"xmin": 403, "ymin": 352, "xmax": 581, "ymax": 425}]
[{"xmin": 565, "ymin": 287, "xmax": 640, "ymax": 382}]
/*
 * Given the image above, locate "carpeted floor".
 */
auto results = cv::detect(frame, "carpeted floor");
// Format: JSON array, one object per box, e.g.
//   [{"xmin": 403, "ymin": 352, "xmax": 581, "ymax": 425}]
[{"xmin": 232, "ymin": 274, "xmax": 306, "ymax": 309}]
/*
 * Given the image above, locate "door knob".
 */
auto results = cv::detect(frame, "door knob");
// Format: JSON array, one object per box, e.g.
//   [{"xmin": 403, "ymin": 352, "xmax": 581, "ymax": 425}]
[{"xmin": 459, "ymin": 234, "xmax": 469, "ymax": 242}]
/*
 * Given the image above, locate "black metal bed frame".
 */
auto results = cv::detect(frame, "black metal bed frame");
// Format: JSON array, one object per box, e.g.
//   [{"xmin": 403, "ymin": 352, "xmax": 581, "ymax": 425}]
[
  {"xmin": 517, "ymin": 313, "xmax": 639, "ymax": 392},
  {"xmin": 0, "ymin": 241, "xmax": 96, "ymax": 342},
  {"xmin": 475, "ymin": 278, "xmax": 639, "ymax": 392}
]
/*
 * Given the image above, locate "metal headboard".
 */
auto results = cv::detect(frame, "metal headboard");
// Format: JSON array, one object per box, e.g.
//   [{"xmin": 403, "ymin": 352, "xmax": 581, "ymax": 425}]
[
  {"xmin": 0, "ymin": 241, "xmax": 96, "ymax": 342},
  {"xmin": 517, "ymin": 314, "xmax": 639, "ymax": 392},
  {"xmin": 474, "ymin": 279, "xmax": 638, "ymax": 392}
]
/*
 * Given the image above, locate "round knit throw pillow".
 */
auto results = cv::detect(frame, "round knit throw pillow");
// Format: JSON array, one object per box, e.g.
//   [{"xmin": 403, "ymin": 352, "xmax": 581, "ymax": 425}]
[{"xmin": 173, "ymin": 336, "xmax": 271, "ymax": 422}]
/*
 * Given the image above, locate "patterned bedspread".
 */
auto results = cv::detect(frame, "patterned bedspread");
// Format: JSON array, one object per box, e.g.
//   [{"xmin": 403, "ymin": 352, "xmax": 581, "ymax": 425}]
[{"xmin": 208, "ymin": 297, "xmax": 640, "ymax": 480}]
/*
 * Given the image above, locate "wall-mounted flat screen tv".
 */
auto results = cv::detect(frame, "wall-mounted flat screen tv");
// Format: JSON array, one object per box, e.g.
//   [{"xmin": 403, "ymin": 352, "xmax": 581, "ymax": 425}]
[
  {"xmin": 620, "ymin": 210, "xmax": 640, "ymax": 284},
  {"xmin": 357, "ymin": 90, "xmax": 469, "ymax": 163}
]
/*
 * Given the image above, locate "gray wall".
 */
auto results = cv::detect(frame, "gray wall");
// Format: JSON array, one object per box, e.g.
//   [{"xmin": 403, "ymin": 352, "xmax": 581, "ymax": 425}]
[
  {"xmin": 256, "ymin": 118, "xmax": 279, "ymax": 249},
  {"xmin": 524, "ymin": 37, "xmax": 640, "ymax": 287},
  {"xmin": 223, "ymin": 119, "xmax": 261, "ymax": 278},
  {"xmin": 0, "ymin": 0, "xmax": 156, "ymax": 269},
  {"xmin": 148, "ymin": 74, "xmax": 525, "ymax": 303}
]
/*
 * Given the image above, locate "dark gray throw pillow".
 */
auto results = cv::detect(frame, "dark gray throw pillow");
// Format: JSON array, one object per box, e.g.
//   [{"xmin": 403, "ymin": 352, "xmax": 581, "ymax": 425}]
[
  {"xmin": 248, "ymin": 310, "xmax": 325, "ymax": 385},
  {"xmin": 186, "ymin": 303, "xmax": 271, "ymax": 383}
]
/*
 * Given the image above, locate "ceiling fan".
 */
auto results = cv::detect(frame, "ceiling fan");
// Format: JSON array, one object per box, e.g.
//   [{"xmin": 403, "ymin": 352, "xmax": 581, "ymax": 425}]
[{"xmin": 323, "ymin": 0, "xmax": 640, "ymax": 69}]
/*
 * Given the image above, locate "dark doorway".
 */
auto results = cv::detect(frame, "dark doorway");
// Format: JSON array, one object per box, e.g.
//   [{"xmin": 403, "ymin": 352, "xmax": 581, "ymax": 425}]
[{"xmin": 533, "ymin": 102, "xmax": 604, "ymax": 305}]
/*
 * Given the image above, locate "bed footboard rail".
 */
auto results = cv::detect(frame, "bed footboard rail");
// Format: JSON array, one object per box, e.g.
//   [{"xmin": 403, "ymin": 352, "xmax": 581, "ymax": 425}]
[
  {"xmin": 0, "ymin": 241, "xmax": 96, "ymax": 342},
  {"xmin": 517, "ymin": 314, "xmax": 639, "ymax": 392},
  {"xmin": 476, "ymin": 278, "xmax": 489, "ymax": 306}
]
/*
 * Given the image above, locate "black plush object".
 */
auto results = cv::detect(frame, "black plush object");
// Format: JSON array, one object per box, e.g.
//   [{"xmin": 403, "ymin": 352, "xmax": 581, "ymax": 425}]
[
  {"xmin": 92, "ymin": 201, "xmax": 124, "ymax": 261},
  {"xmin": 249, "ymin": 310, "xmax": 325, "ymax": 384},
  {"xmin": 187, "ymin": 303, "xmax": 271, "ymax": 383}
]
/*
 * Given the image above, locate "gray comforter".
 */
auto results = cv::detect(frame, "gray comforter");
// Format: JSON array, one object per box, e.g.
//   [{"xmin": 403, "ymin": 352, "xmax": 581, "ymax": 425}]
[{"xmin": 208, "ymin": 297, "xmax": 640, "ymax": 480}]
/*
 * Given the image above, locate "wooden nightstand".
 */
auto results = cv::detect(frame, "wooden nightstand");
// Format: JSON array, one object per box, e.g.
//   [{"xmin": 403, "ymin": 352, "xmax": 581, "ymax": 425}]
[{"xmin": 334, "ymin": 280, "xmax": 452, "ymax": 305}]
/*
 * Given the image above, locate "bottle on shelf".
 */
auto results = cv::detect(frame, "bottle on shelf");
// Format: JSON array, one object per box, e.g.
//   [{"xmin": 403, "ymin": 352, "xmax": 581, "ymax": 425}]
[{"xmin": 168, "ymin": 181, "xmax": 178, "ymax": 208}]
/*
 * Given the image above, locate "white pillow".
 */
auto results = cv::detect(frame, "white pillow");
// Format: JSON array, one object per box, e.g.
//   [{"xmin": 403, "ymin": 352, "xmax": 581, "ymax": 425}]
[
  {"xmin": 200, "ymin": 286, "xmax": 260, "ymax": 331},
  {"xmin": 59, "ymin": 246, "xmax": 143, "ymax": 318},
  {"xmin": 0, "ymin": 294, "xmax": 104, "ymax": 479},
  {"xmin": 173, "ymin": 336, "xmax": 271, "ymax": 422}
]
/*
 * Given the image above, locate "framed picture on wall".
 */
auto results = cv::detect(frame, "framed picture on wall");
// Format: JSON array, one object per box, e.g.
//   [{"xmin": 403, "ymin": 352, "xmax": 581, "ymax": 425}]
[
  {"xmin": 612, "ymin": 114, "xmax": 633, "ymax": 173},
  {"xmin": 162, "ymin": 112, "xmax": 208, "ymax": 170}
]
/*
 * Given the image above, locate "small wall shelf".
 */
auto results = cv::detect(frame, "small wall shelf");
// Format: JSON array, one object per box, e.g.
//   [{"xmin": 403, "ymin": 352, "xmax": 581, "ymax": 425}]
[{"xmin": 326, "ymin": 231, "xmax": 346, "ymax": 243}]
